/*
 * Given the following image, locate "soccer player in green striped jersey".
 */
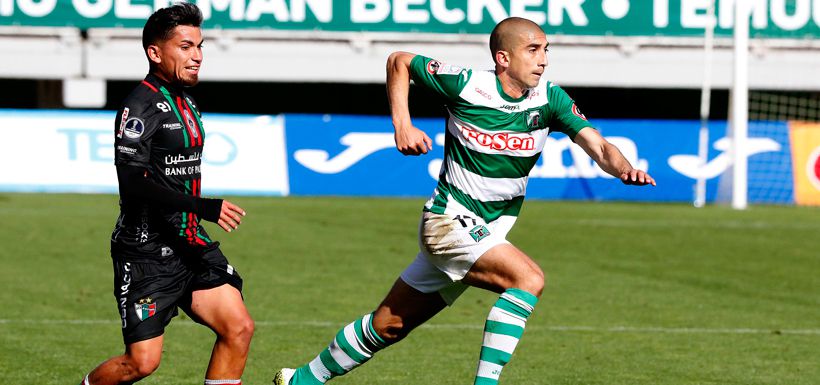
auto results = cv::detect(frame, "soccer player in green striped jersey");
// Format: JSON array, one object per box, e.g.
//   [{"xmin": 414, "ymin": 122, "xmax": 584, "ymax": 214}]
[{"xmin": 275, "ymin": 17, "xmax": 655, "ymax": 385}]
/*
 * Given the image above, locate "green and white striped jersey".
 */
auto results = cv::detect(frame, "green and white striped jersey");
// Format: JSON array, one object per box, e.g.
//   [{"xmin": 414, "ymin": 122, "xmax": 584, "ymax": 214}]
[{"xmin": 409, "ymin": 55, "xmax": 592, "ymax": 224}]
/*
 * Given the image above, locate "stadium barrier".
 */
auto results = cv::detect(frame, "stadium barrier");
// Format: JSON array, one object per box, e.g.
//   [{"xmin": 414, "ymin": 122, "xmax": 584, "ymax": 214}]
[
  {"xmin": 0, "ymin": 110, "xmax": 288, "ymax": 196},
  {"xmin": 0, "ymin": 109, "xmax": 815, "ymax": 205}
]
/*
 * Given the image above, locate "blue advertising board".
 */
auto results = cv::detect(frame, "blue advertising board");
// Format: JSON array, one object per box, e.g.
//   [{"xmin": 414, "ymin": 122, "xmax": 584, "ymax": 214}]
[
  {"xmin": 284, "ymin": 114, "xmax": 444, "ymax": 197},
  {"xmin": 0, "ymin": 109, "xmax": 795, "ymax": 205},
  {"xmin": 284, "ymin": 114, "xmax": 794, "ymax": 204},
  {"xmin": 0, "ymin": 109, "xmax": 288, "ymax": 196}
]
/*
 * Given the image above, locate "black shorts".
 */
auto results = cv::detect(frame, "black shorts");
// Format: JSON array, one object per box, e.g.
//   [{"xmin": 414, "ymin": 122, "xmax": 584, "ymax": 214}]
[{"xmin": 111, "ymin": 245, "xmax": 243, "ymax": 345}]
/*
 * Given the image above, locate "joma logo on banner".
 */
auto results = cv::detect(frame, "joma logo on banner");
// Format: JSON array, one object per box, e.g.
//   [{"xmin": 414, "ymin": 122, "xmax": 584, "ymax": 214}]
[{"xmin": 1, "ymin": 0, "xmax": 818, "ymax": 38}]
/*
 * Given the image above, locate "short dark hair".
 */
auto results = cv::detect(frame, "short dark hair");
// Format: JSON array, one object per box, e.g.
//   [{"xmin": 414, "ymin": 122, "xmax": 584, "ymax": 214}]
[
  {"xmin": 489, "ymin": 17, "xmax": 543, "ymax": 63},
  {"xmin": 142, "ymin": 2, "xmax": 203, "ymax": 49}
]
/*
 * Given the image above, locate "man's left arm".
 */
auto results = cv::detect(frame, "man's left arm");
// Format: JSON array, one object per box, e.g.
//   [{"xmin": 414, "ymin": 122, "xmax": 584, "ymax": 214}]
[{"xmin": 574, "ymin": 127, "xmax": 656, "ymax": 186}]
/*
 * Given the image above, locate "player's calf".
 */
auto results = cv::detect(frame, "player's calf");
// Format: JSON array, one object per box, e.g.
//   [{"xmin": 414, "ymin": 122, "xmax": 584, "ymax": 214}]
[
  {"xmin": 82, "ymin": 352, "xmax": 160, "ymax": 385},
  {"xmin": 283, "ymin": 313, "xmax": 388, "ymax": 384},
  {"xmin": 474, "ymin": 288, "xmax": 539, "ymax": 385}
]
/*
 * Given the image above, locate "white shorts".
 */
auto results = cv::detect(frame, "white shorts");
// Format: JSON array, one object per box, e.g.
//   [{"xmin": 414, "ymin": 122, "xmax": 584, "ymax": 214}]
[{"xmin": 400, "ymin": 211, "xmax": 513, "ymax": 305}]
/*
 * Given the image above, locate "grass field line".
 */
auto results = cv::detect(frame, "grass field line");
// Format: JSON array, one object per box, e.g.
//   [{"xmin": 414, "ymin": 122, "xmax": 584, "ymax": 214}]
[{"xmin": 2, "ymin": 319, "xmax": 818, "ymax": 336}]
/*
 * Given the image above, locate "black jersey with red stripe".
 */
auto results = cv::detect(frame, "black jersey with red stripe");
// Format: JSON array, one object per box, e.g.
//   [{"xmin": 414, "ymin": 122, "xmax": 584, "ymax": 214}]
[{"xmin": 112, "ymin": 74, "xmax": 215, "ymax": 260}]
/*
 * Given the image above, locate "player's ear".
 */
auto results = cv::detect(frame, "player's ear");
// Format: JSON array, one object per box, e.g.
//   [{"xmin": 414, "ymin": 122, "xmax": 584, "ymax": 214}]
[
  {"xmin": 146, "ymin": 44, "xmax": 162, "ymax": 65},
  {"xmin": 495, "ymin": 50, "xmax": 511, "ymax": 68}
]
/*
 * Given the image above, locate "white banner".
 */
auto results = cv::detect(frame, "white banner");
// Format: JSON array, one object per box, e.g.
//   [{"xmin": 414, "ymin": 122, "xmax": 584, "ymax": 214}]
[{"xmin": 0, "ymin": 110, "xmax": 288, "ymax": 196}]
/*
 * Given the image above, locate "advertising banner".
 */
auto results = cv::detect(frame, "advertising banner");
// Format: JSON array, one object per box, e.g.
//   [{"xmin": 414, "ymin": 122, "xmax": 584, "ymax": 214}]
[
  {"xmin": 0, "ymin": 110, "xmax": 288, "ymax": 196},
  {"xmin": 789, "ymin": 121, "xmax": 820, "ymax": 206},
  {"xmin": 284, "ymin": 114, "xmax": 795, "ymax": 204},
  {"xmin": 1, "ymin": 0, "xmax": 818, "ymax": 38},
  {"xmin": 0, "ymin": 109, "xmax": 800, "ymax": 204}
]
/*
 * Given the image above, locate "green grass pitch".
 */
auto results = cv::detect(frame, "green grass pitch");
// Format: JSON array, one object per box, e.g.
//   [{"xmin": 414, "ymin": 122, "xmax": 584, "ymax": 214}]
[{"xmin": 1, "ymin": 193, "xmax": 818, "ymax": 384}]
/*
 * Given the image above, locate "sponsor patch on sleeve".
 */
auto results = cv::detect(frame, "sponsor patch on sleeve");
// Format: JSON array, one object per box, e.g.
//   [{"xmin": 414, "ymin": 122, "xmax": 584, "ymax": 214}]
[
  {"xmin": 571, "ymin": 103, "xmax": 587, "ymax": 120},
  {"xmin": 116, "ymin": 145, "xmax": 138, "ymax": 155},
  {"xmin": 426, "ymin": 60, "xmax": 440, "ymax": 75},
  {"xmin": 117, "ymin": 107, "xmax": 130, "ymax": 139},
  {"xmin": 123, "ymin": 117, "xmax": 145, "ymax": 139}
]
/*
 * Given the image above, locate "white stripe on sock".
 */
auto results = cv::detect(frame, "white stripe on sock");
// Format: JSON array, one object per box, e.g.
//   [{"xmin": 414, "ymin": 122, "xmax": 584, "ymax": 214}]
[
  {"xmin": 83, "ymin": 374, "xmax": 91, "ymax": 385},
  {"xmin": 360, "ymin": 314, "xmax": 382, "ymax": 349},
  {"xmin": 328, "ymin": 338, "xmax": 359, "ymax": 370},
  {"xmin": 342, "ymin": 323, "xmax": 372, "ymax": 359},
  {"xmin": 487, "ymin": 307, "xmax": 527, "ymax": 328},
  {"xmin": 308, "ymin": 355, "xmax": 331, "ymax": 382},
  {"xmin": 204, "ymin": 380, "xmax": 241, "ymax": 385},
  {"xmin": 476, "ymin": 360, "xmax": 504, "ymax": 380},
  {"xmin": 482, "ymin": 331, "xmax": 520, "ymax": 354}
]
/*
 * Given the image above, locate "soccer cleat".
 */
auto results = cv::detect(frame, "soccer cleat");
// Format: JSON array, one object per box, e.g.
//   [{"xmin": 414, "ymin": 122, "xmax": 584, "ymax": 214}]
[{"xmin": 273, "ymin": 368, "xmax": 295, "ymax": 385}]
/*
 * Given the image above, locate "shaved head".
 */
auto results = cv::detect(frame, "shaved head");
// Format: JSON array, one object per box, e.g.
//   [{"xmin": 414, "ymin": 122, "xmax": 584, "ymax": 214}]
[{"xmin": 490, "ymin": 17, "xmax": 545, "ymax": 63}]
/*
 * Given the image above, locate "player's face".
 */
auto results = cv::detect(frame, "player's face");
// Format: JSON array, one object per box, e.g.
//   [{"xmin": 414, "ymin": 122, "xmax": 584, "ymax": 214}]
[
  {"xmin": 151, "ymin": 25, "xmax": 203, "ymax": 87},
  {"xmin": 507, "ymin": 31, "xmax": 548, "ymax": 89}
]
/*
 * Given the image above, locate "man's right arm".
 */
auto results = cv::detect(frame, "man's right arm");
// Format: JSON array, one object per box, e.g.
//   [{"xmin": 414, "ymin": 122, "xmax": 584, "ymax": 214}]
[
  {"xmin": 387, "ymin": 51, "xmax": 432, "ymax": 156},
  {"xmin": 116, "ymin": 165, "xmax": 245, "ymax": 232},
  {"xmin": 116, "ymin": 165, "xmax": 223, "ymax": 221}
]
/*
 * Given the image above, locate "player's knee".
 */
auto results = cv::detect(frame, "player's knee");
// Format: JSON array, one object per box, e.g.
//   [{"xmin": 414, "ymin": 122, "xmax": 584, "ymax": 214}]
[
  {"xmin": 134, "ymin": 360, "xmax": 160, "ymax": 378},
  {"xmin": 127, "ymin": 352, "xmax": 161, "ymax": 379},
  {"xmin": 223, "ymin": 316, "xmax": 255, "ymax": 347},
  {"xmin": 518, "ymin": 268, "xmax": 545, "ymax": 297}
]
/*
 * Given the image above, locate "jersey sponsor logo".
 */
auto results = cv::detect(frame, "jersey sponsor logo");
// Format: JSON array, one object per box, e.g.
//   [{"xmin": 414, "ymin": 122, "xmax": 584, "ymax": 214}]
[
  {"xmin": 163, "ymin": 122, "xmax": 183, "ymax": 130},
  {"xmin": 123, "ymin": 117, "xmax": 145, "ymax": 139},
  {"xmin": 474, "ymin": 87, "xmax": 492, "ymax": 100},
  {"xmin": 117, "ymin": 107, "xmax": 130, "ymax": 139},
  {"xmin": 460, "ymin": 126, "xmax": 535, "ymax": 151},
  {"xmin": 164, "ymin": 152, "xmax": 201, "ymax": 165},
  {"xmin": 164, "ymin": 159, "xmax": 202, "ymax": 176},
  {"xmin": 499, "ymin": 104, "xmax": 519, "ymax": 111},
  {"xmin": 426, "ymin": 60, "xmax": 440, "ymax": 75},
  {"xmin": 134, "ymin": 297, "xmax": 156, "ymax": 321},
  {"xmin": 527, "ymin": 110, "xmax": 542, "ymax": 129},
  {"xmin": 436, "ymin": 63, "xmax": 463, "ymax": 75},
  {"xmin": 164, "ymin": 153, "xmax": 202, "ymax": 176},
  {"xmin": 116, "ymin": 145, "xmax": 137, "ymax": 155},
  {"xmin": 164, "ymin": 166, "xmax": 200, "ymax": 176},
  {"xmin": 572, "ymin": 103, "xmax": 587, "ymax": 120}
]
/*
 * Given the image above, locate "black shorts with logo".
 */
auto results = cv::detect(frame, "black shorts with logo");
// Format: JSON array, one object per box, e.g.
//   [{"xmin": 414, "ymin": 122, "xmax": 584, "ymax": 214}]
[{"xmin": 111, "ymin": 244, "xmax": 243, "ymax": 345}]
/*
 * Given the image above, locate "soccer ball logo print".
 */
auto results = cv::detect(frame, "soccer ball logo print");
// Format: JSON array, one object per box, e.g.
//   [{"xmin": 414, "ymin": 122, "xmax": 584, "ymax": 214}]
[{"xmin": 806, "ymin": 146, "xmax": 820, "ymax": 191}]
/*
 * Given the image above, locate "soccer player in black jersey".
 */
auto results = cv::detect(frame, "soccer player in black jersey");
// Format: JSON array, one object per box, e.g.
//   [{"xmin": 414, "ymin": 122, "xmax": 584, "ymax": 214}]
[{"xmin": 79, "ymin": 4, "xmax": 253, "ymax": 385}]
